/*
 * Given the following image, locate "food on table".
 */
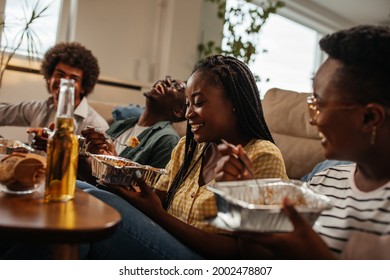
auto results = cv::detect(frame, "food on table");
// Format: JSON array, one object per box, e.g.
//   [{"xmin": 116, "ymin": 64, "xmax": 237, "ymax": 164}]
[{"xmin": 0, "ymin": 153, "xmax": 46, "ymax": 192}]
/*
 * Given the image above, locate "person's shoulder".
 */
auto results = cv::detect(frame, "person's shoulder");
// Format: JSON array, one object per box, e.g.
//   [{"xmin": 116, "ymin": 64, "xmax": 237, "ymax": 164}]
[
  {"xmin": 85, "ymin": 105, "xmax": 109, "ymax": 130},
  {"xmin": 155, "ymin": 128, "xmax": 180, "ymax": 146},
  {"xmin": 310, "ymin": 163, "xmax": 355, "ymax": 184},
  {"xmin": 251, "ymin": 139, "xmax": 283, "ymax": 156},
  {"xmin": 152, "ymin": 121, "xmax": 180, "ymax": 138},
  {"xmin": 252, "ymin": 138, "xmax": 277, "ymax": 147},
  {"xmin": 301, "ymin": 160, "xmax": 352, "ymax": 182},
  {"xmin": 315, "ymin": 163, "xmax": 354, "ymax": 175},
  {"xmin": 172, "ymin": 136, "xmax": 186, "ymax": 150},
  {"xmin": 154, "ymin": 120, "xmax": 175, "ymax": 130}
]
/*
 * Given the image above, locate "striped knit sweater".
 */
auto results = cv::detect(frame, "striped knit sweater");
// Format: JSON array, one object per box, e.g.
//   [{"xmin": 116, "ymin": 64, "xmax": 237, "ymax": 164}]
[{"xmin": 309, "ymin": 164, "xmax": 390, "ymax": 259}]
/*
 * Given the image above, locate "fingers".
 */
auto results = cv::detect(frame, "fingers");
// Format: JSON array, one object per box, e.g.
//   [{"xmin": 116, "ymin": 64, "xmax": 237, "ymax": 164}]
[
  {"xmin": 31, "ymin": 139, "xmax": 48, "ymax": 152},
  {"xmin": 220, "ymin": 140, "xmax": 254, "ymax": 174},
  {"xmin": 86, "ymin": 142, "xmax": 112, "ymax": 155},
  {"xmin": 81, "ymin": 126, "xmax": 107, "ymax": 139},
  {"xmin": 27, "ymin": 127, "xmax": 50, "ymax": 138},
  {"xmin": 26, "ymin": 127, "xmax": 39, "ymax": 136},
  {"xmin": 218, "ymin": 139, "xmax": 239, "ymax": 156},
  {"xmin": 80, "ymin": 126, "xmax": 94, "ymax": 137},
  {"xmin": 27, "ymin": 127, "xmax": 51, "ymax": 152},
  {"xmin": 102, "ymin": 171, "xmax": 152, "ymax": 202},
  {"xmin": 133, "ymin": 170, "xmax": 153, "ymax": 195},
  {"xmin": 82, "ymin": 127, "xmax": 114, "ymax": 154},
  {"xmin": 215, "ymin": 154, "xmax": 247, "ymax": 181},
  {"xmin": 216, "ymin": 140, "xmax": 255, "ymax": 181},
  {"xmin": 282, "ymin": 198, "xmax": 309, "ymax": 230},
  {"xmin": 48, "ymin": 122, "xmax": 55, "ymax": 131},
  {"xmin": 237, "ymin": 145, "xmax": 254, "ymax": 175}
]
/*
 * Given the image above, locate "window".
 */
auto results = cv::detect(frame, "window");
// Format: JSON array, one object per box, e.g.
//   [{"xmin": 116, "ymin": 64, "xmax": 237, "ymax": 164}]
[
  {"xmin": 224, "ymin": 0, "xmax": 321, "ymax": 98},
  {"xmin": 252, "ymin": 14, "xmax": 320, "ymax": 97},
  {"xmin": 1, "ymin": 0, "xmax": 62, "ymax": 57}
]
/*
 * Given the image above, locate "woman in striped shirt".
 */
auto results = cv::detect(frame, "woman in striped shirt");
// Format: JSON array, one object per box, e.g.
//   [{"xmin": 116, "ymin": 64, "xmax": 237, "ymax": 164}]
[{"xmin": 237, "ymin": 25, "xmax": 390, "ymax": 259}]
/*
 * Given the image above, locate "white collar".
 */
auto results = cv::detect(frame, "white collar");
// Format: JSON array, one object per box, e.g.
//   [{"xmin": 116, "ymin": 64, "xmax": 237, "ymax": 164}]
[{"xmin": 74, "ymin": 97, "xmax": 89, "ymax": 119}]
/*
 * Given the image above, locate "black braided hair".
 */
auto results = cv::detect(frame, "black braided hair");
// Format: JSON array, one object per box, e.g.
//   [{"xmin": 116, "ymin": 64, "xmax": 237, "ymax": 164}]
[
  {"xmin": 163, "ymin": 55, "xmax": 274, "ymax": 210},
  {"xmin": 163, "ymin": 121, "xmax": 197, "ymax": 210},
  {"xmin": 194, "ymin": 55, "xmax": 274, "ymax": 142}
]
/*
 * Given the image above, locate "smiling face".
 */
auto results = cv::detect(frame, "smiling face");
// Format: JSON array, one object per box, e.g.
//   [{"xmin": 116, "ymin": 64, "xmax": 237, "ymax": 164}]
[
  {"xmin": 312, "ymin": 58, "xmax": 369, "ymax": 160},
  {"xmin": 185, "ymin": 70, "xmax": 239, "ymax": 143},
  {"xmin": 143, "ymin": 76, "xmax": 186, "ymax": 121},
  {"xmin": 47, "ymin": 62, "xmax": 84, "ymax": 109}
]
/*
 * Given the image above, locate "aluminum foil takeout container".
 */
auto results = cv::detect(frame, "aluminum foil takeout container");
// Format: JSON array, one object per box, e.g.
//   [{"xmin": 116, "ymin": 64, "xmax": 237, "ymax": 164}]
[
  {"xmin": 0, "ymin": 139, "xmax": 35, "ymax": 155},
  {"xmin": 90, "ymin": 154, "xmax": 166, "ymax": 187},
  {"xmin": 206, "ymin": 179, "xmax": 332, "ymax": 232}
]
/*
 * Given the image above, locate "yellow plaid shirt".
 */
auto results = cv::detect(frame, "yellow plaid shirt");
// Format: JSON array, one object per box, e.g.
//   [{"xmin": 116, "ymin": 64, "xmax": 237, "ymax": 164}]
[{"xmin": 154, "ymin": 137, "xmax": 288, "ymax": 234}]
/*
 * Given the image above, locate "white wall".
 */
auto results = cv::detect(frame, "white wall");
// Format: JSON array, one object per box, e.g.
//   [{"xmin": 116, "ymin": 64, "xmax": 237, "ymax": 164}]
[
  {"xmin": 0, "ymin": 0, "xmax": 222, "ymax": 141},
  {"xmin": 0, "ymin": 0, "xmax": 221, "ymax": 100},
  {"xmin": 74, "ymin": 0, "xmax": 208, "ymax": 83}
]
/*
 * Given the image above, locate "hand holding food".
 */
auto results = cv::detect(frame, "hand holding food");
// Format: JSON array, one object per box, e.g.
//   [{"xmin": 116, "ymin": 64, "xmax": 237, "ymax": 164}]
[
  {"xmin": 81, "ymin": 126, "xmax": 116, "ymax": 155},
  {"xmin": 27, "ymin": 122, "xmax": 55, "ymax": 152},
  {"xmin": 215, "ymin": 139, "xmax": 255, "ymax": 182}
]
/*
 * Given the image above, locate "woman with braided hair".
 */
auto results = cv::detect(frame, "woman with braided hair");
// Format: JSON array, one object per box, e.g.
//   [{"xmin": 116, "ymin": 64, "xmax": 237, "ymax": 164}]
[
  {"xmin": 162, "ymin": 55, "xmax": 287, "ymax": 211},
  {"xmin": 77, "ymin": 55, "xmax": 286, "ymax": 260},
  {"xmin": 2, "ymin": 55, "xmax": 287, "ymax": 260}
]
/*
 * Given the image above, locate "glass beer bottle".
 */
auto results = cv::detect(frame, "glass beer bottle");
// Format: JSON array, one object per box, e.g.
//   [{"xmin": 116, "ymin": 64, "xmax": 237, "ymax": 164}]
[{"xmin": 45, "ymin": 78, "xmax": 79, "ymax": 202}]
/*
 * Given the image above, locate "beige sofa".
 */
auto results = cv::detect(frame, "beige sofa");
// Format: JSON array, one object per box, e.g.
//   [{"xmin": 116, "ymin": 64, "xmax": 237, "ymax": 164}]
[{"xmin": 262, "ymin": 88, "xmax": 325, "ymax": 179}]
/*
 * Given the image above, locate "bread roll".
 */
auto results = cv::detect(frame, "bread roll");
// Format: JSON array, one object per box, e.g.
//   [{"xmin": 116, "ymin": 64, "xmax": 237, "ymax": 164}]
[{"xmin": 0, "ymin": 153, "xmax": 46, "ymax": 192}]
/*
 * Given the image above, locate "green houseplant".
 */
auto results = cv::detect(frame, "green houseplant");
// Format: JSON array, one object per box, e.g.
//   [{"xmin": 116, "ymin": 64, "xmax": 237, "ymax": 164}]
[
  {"xmin": 198, "ymin": 0, "xmax": 285, "ymax": 65},
  {"xmin": 0, "ymin": 0, "xmax": 52, "ymax": 87}
]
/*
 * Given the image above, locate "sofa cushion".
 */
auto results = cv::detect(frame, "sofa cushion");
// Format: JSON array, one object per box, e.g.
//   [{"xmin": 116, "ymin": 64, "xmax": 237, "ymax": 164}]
[
  {"xmin": 112, "ymin": 104, "xmax": 144, "ymax": 121},
  {"xmin": 262, "ymin": 88, "xmax": 325, "ymax": 179}
]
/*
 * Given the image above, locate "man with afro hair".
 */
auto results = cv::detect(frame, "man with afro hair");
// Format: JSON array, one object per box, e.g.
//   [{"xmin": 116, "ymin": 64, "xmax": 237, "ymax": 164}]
[{"xmin": 0, "ymin": 42, "xmax": 108, "ymax": 142}]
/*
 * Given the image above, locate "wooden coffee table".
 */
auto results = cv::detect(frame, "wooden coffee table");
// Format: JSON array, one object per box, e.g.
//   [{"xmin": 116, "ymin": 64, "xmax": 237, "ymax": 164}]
[{"xmin": 0, "ymin": 187, "xmax": 121, "ymax": 259}]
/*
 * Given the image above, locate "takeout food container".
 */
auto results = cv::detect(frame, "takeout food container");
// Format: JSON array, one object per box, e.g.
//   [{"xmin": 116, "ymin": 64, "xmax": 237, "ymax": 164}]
[
  {"xmin": 206, "ymin": 179, "xmax": 332, "ymax": 232},
  {"xmin": 0, "ymin": 139, "xmax": 35, "ymax": 154},
  {"xmin": 90, "ymin": 154, "xmax": 166, "ymax": 187}
]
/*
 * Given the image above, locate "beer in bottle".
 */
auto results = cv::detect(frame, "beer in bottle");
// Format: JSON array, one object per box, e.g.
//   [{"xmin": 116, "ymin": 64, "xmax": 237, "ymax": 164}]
[{"xmin": 45, "ymin": 78, "xmax": 79, "ymax": 202}]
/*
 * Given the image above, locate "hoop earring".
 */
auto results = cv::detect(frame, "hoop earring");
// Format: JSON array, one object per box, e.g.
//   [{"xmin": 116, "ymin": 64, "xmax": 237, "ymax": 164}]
[{"xmin": 370, "ymin": 126, "xmax": 377, "ymax": 146}]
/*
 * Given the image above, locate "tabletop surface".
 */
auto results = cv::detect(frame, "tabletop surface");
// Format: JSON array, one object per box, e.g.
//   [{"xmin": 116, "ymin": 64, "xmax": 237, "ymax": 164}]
[{"xmin": 0, "ymin": 187, "xmax": 122, "ymax": 243}]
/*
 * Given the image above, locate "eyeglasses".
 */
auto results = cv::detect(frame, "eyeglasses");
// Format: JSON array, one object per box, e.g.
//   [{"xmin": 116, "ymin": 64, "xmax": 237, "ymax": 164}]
[
  {"xmin": 153, "ymin": 76, "xmax": 185, "ymax": 94},
  {"xmin": 166, "ymin": 76, "xmax": 185, "ymax": 92},
  {"xmin": 306, "ymin": 95, "xmax": 361, "ymax": 125}
]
